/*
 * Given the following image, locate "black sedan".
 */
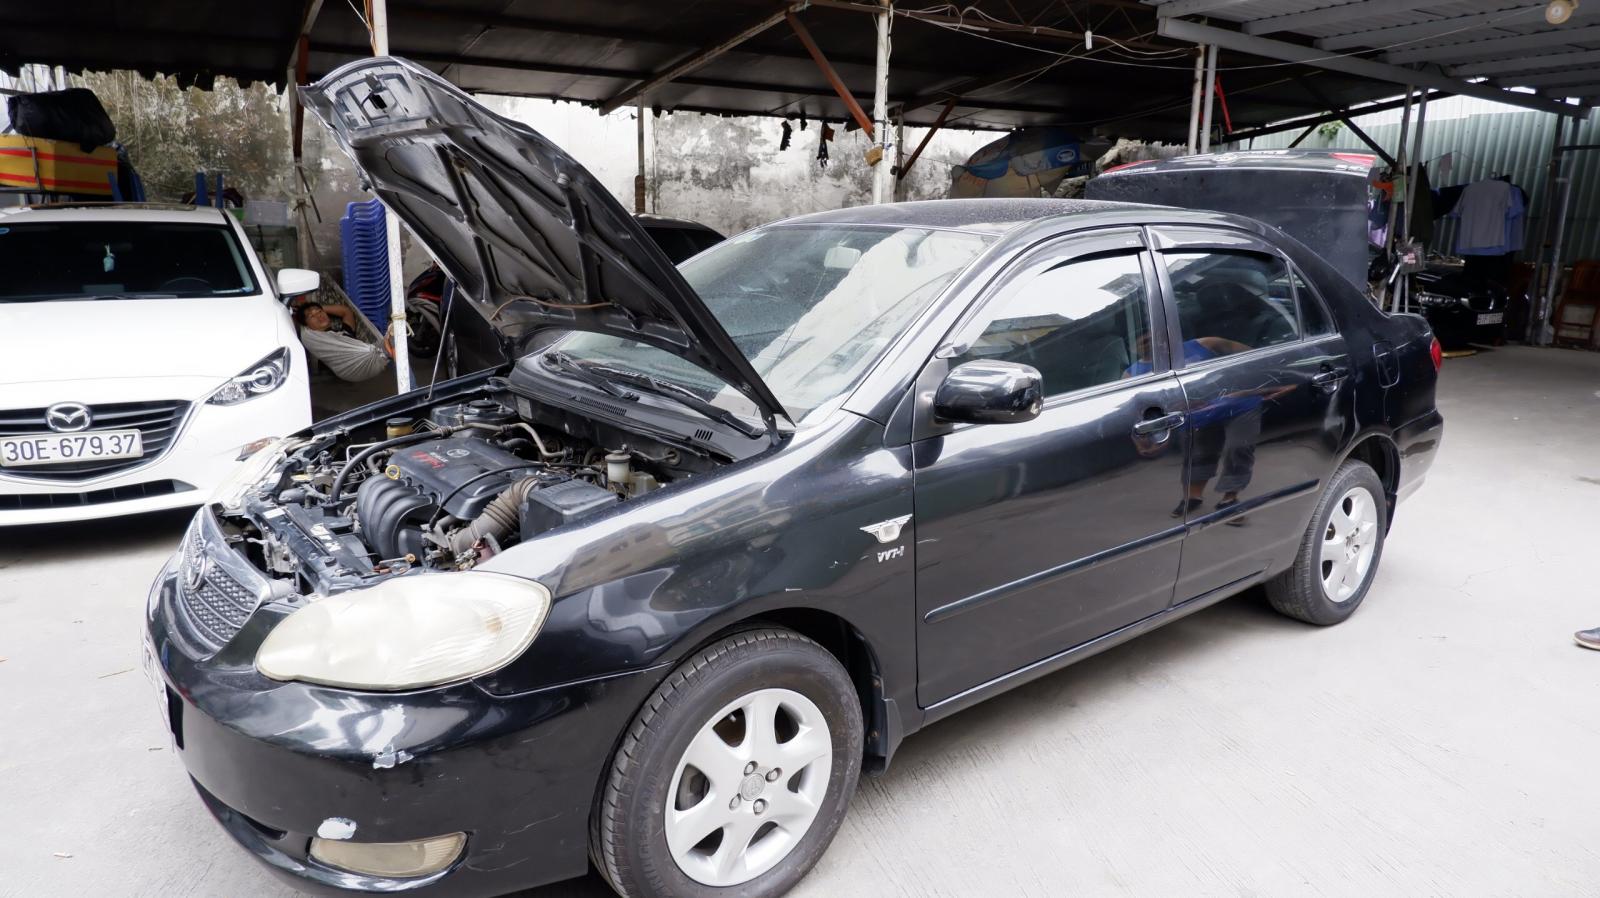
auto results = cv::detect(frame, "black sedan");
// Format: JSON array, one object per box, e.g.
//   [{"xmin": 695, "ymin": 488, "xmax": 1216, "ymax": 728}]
[
  {"xmin": 1411, "ymin": 263, "xmax": 1510, "ymax": 349},
  {"xmin": 143, "ymin": 58, "xmax": 1444, "ymax": 898}
]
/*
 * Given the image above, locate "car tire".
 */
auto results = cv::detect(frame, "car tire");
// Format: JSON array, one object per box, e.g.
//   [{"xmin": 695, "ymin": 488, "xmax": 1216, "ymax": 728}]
[
  {"xmin": 592, "ymin": 628, "xmax": 864, "ymax": 898},
  {"xmin": 1265, "ymin": 460, "xmax": 1387, "ymax": 626}
]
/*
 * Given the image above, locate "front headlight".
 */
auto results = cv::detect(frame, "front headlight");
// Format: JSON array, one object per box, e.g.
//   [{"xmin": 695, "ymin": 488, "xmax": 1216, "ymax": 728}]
[
  {"xmin": 255, "ymin": 572, "xmax": 552, "ymax": 690},
  {"xmin": 209, "ymin": 437, "xmax": 289, "ymax": 509},
  {"xmin": 208, "ymin": 347, "xmax": 292, "ymax": 406}
]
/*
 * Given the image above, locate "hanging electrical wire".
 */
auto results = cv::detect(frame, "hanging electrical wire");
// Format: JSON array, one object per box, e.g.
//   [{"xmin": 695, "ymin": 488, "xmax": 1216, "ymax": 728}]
[{"xmin": 900, "ymin": 2, "xmax": 1553, "ymax": 72}]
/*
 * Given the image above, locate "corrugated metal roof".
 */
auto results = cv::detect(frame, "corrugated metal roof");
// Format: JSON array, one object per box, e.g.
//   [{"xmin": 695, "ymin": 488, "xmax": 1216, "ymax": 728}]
[
  {"xmin": 1145, "ymin": 0, "xmax": 1600, "ymax": 104},
  {"xmin": 1232, "ymin": 94, "xmax": 1600, "ymax": 262}
]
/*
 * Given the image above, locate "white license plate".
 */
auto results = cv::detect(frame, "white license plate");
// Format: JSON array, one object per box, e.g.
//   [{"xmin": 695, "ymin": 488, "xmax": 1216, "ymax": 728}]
[
  {"xmin": 0, "ymin": 429, "xmax": 142, "ymax": 467},
  {"xmin": 1476, "ymin": 312, "xmax": 1504, "ymax": 325},
  {"xmin": 142, "ymin": 640, "xmax": 172, "ymax": 738}
]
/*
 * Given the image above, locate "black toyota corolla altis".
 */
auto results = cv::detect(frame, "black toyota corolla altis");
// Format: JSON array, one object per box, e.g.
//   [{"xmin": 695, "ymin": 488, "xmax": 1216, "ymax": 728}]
[{"xmin": 143, "ymin": 58, "xmax": 1443, "ymax": 898}]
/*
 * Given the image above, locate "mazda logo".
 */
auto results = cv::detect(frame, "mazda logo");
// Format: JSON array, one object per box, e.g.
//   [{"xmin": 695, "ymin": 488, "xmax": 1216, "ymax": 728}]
[{"xmin": 45, "ymin": 402, "xmax": 92, "ymax": 433}]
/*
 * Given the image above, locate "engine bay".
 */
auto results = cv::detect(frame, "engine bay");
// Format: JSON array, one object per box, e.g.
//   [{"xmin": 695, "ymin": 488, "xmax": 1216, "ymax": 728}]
[{"xmin": 223, "ymin": 380, "xmax": 721, "ymax": 596}]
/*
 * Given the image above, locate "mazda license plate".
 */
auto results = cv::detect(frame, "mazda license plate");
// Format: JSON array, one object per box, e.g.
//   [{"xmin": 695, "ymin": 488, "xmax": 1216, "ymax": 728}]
[{"xmin": 0, "ymin": 429, "xmax": 143, "ymax": 467}]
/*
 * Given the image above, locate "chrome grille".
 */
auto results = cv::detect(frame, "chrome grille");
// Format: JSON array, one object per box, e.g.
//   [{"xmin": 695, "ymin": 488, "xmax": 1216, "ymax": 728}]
[
  {"xmin": 170, "ymin": 526, "xmax": 263, "ymax": 655},
  {"xmin": 0, "ymin": 400, "xmax": 190, "ymax": 481}
]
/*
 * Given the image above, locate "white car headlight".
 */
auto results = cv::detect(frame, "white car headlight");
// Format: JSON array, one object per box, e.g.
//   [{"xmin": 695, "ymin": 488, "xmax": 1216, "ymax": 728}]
[
  {"xmin": 209, "ymin": 347, "xmax": 292, "ymax": 406},
  {"xmin": 256, "ymin": 572, "xmax": 552, "ymax": 690}
]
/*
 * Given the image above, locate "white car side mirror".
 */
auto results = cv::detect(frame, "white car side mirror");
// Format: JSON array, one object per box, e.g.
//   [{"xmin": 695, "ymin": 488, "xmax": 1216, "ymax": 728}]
[{"xmin": 277, "ymin": 268, "xmax": 321, "ymax": 298}]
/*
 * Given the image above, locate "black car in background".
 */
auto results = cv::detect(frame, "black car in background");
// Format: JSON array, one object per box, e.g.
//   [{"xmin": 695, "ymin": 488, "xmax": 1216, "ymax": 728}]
[
  {"xmin": 1412, "ymin": 263, "xmax": 1510, "ymax": 349},
  {"xmin": 144, "ymin": 59, "xmax": 1444, "ymax": 898},
  {"xmin": 636, "ymin": 213, "xmax": 726, "ymax": 263}
]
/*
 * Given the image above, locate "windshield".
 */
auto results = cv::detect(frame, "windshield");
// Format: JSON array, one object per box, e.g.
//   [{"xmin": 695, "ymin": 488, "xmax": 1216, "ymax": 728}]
[
  {"xmin": 549, "ymin": 224, "xmax": 992, "ymax": 423},
  {"xmin": 0, "ymin": 221, "xmax": 259, "ymax": 301}
]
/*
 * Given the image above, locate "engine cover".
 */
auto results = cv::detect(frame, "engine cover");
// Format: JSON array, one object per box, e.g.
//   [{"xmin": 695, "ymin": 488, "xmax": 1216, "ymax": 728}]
[{"xmin": 356, "ymin": 435, "xmax": 533, "ymax": 559}]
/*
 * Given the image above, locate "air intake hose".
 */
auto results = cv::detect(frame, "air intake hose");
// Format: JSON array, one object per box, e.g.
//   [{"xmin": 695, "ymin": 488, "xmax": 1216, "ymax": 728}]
[{"xmin": 447, "ymin": 476, "xmax": 541, "ymax": 555}]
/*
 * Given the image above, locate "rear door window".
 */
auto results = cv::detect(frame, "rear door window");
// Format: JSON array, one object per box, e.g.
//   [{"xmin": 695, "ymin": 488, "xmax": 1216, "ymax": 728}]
[{"xmin": 1161, "ymin": 250, "xmax": 1299, "ymax": 365}]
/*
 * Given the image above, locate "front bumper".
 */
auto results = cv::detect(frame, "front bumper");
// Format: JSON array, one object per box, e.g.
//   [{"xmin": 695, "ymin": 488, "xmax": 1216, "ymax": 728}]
[
  {"xmin": 0, "ymin": 377, "xmax": 310, "ymax": 526},
  {"xmin": 145, "ymin": 540, "xmax": 664, "ymax": 896}
]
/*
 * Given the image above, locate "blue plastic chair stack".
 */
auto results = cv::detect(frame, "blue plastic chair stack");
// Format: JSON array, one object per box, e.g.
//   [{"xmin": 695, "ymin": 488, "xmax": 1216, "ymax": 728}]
[{"xmin": 340, "ymin": 199, "xmax": 391, "ymax": 330}]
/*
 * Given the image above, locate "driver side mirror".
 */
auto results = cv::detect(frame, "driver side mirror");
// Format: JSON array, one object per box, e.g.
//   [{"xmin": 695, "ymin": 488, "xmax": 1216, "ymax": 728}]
[
  {"xmin": 276, "ymin": 268, "xmax": 320, "ymax": 298},
  {"xmin": 933, "ymin": 360, "xmax": 1044, "ymax": 425}
]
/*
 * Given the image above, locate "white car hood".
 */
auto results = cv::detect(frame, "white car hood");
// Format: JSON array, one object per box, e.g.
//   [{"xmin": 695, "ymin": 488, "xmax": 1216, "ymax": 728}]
[{"xmin": 0, "ymin": 295, "xmax": 292, "ymax": 386}]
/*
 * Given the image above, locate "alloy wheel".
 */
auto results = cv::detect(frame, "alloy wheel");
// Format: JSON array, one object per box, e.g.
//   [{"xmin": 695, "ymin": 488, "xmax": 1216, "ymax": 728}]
[
  {"xmin": 1320, "ymin": 485, "xmax": 1379, "ymax": 603},
  {"xmin": 664, "ymin": 687, "xmax": 832, "ymax": 887}
]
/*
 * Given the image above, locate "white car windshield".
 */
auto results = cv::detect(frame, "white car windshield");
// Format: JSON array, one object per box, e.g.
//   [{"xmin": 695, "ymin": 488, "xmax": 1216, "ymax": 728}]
[
  {"xmin": 547, "ymin": 224, "xmax": 993, "ymax": 423},
  {"xmin": 0, "ymin": 221, "xmax": 259, "ymax": 301}
]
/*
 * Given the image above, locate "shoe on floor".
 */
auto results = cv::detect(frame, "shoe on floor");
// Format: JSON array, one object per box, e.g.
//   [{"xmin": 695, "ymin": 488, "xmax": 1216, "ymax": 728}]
[
  {"xmin": 1575, "ymin": 627, "xmax": 1600, "ymax": 651},
  {"xmin": 1171, "ymin": 497, "xmax": 1203, "ymax": 518}
]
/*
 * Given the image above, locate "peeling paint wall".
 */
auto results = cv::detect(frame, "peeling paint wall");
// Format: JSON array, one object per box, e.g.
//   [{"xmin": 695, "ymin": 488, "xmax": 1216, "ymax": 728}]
[
  {"xmin": 302, "ymin": 94, "xmax": 997, "ymax": 275},
  {"xmin": 479, "ymin": 96, "xmax": 997, "ymax": 236}
]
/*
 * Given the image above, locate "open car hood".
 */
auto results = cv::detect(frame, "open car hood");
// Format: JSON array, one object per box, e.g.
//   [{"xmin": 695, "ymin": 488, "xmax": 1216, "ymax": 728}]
[{"xmin": 300, "ymin": 57, "xmax": 787, "ymax": 426}]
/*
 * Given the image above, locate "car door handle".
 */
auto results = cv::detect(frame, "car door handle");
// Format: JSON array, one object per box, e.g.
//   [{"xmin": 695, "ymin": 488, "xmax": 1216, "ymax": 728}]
[
  {"xmin": 1132, "ymin": 411, "xmax": 1186, "ymax": 436},
  {"xmin": 1311, "ymin": 367, "xmax": 1350, "ymax": 390}
]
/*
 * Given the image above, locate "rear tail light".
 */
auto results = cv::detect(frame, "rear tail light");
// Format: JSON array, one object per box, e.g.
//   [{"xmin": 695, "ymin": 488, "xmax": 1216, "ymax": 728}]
[
  {"xmin": 1331, "ymin": 152, "xmax": 1377, "ymax": 167},
  {"xmin": 1429, "ymin": 337, "xmax": 1442, "ymax": 371},
  {"xmin": 1102, "ymin": 159, "xmax": 1155, "ymax": 174}
]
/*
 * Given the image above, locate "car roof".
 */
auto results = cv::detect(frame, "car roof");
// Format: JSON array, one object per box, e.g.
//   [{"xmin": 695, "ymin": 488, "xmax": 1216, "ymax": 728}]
[
  {"xmin": 0, "ymin": 203, "xmax": 233, "ymax": 225},
  {"xmin": 771, "ymin": 197, "xmax": 1207, "ymax": 236}
]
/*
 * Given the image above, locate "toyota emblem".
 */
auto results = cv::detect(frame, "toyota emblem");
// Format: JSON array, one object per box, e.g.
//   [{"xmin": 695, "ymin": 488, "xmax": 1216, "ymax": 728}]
[
  {"xmin": 182, "ymin": 554, "xmax": 209, "ymax": 592},
  {"xmin": 45, "ymin": 402, "xmax": 92, "ymax": 433}
]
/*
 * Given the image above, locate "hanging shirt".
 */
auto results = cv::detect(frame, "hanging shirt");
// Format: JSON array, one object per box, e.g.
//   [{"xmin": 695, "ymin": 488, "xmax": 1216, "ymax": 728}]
[{"xmin": 1454, "ymin": 179, "xmax": 1516, "ymax": 255}]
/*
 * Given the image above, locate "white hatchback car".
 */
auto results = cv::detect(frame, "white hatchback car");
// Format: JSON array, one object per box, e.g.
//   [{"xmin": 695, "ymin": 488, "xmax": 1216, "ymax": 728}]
[{"xmin": 0, "ymin": 203, "xmax": 315, "ymax": 525}]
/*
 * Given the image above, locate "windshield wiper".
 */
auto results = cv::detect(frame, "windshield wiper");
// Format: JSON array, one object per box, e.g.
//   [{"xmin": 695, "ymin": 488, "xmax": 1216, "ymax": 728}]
[
  {"xmin": 580, "ymin": 362, "xmax": 766, "ymax": 439},
  {"xmin": 539, "ymin": 350, "xmax": 631, "ymax": 399}
]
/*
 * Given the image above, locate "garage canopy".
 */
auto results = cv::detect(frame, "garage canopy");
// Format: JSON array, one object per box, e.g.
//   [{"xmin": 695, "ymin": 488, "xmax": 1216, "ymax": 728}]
[{"xmin": 0, "ymin": 1, "xmax": 1588, "ymax": 140}]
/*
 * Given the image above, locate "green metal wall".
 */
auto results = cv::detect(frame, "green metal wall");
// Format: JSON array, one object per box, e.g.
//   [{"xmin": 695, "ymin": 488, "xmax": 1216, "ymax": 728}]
[{"xmin": 1231, "ymin": 95, "xmax": 1598, "ymax": 264}]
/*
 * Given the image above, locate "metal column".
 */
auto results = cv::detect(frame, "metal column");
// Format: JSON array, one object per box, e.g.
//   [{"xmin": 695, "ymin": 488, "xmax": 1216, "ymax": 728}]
[
  {"xmin": 871, "ymin": 0, "xmax": 894, "ymax": 204},
  {"xmin": 1401, "ymin": 89, "xmax": 1428, "ymax": 251},
  {"xmin": 1198, "ymin": 44, "xmax": 1218, "ymax": 153},
  {"xmin": 1537, "ymin": 115, "xmax": 1581, "ymax": 346},
  {"xmin": 1187, "ymin": 46, "xmax": 1205, "ymax": 154},
  {"xmin": 369, "ymin": 0, "xmax": 410, "ymax": 393},
  {"xmin": 635, "ymin": 99, "xmax": 647, "ymax": 214}
]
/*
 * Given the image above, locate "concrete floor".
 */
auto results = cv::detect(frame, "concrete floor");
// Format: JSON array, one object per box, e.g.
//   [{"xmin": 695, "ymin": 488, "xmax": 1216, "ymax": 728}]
[{"xmin": 4, "ymin": 345, "xmax": 1600, "ymax": 898}]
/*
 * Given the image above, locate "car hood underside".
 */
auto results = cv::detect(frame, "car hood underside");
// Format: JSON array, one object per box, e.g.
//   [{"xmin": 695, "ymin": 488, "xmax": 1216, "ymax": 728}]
[{"xmin": 299, "ymin": 57, "xmax": 787, "ymax": 425}]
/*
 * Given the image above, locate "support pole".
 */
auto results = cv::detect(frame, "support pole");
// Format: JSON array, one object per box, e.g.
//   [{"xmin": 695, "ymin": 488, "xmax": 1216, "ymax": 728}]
[
  {"xmin": 899, "ymin": 97, "xmax": 957, "ymax": 181},
  {"xmin": 1402, "ymin": 89, "xmax": 1429, "ymax": 252},
  {"xmin": 1187, "ymin": 46, "xmax": 1205, "ymax": 153},
  {"xmin": 1199, "ymin": 43, "xmax": 1218, "ymax": 153},
  {"xmin": 635, "ymin": 99, "xmax": 647, "ymax": 214},
  {"xmin": 788, "ymin": 12, "xmax": 875, "ymax": 137},
  {"xmin": 1527, "ymin": 114, "xmax": 1566, "ymax": 341},
  {"xmin": 871, "ymin": 0, "xmax": 893, "ymax": 204},
  {"xmin": 1383, "ymin": 87, "xmax": 1414, "ymax": 277},
  {"xmin": 1538, "ymin": 114, "xmax": 1580, "ymax": 346},
  {"xmin": 893, "ymin": 115, "xmax": 906, "ymax": 201},
  {"xmin": 369, "ymin": 0, "xmax": 410, "ymax": 393}
]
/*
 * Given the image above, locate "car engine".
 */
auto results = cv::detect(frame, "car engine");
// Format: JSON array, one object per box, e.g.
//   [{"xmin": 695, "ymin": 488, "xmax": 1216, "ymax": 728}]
[{"xmin": 224, "ymin": 388, "xmax": 709, "ymax": 596}]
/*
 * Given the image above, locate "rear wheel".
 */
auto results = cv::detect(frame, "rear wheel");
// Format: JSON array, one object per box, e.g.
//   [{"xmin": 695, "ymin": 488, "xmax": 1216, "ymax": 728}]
[
  {"xmin": 593, "ymin": 628, "xmax": 863, "ymax": 898},
  {"xmin": 1265, "ymin": 460, "xmax": 1387, "ymax": 625}
]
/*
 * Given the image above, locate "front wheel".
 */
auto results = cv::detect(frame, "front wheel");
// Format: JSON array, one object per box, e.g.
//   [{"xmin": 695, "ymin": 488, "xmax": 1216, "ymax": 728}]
[
  {"xmin": 1265, "ymin": 460, "xmax": 1387, "ymax": 625},
  {"xmin": 593, "ymin": 628, "xmax": 863, "ymax": 898}
]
